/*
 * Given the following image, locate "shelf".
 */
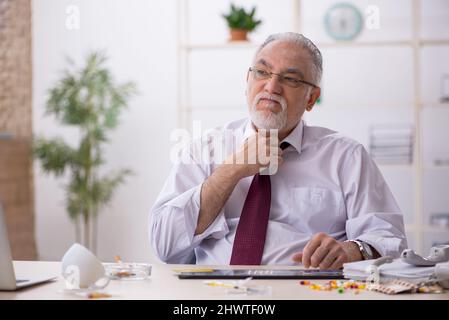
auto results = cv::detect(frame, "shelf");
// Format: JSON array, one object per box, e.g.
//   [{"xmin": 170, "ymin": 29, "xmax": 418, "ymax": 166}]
[
  {"xmin": 317, "ymin": 103, "xmax": 415, "ymax": 109},
  {"xmin": 423, "ymin": 226, "xmax": 449, "ymax": 232},
  {"xmin": 421, "ymin": 102, "xmax": 449, "ymax": 108},
  {"xmin": 317, "ymin": 40, "xmax": 413, "ymax": 48},
  {"xmin": 376, "ymin": 164, "xmax": 449, "ymax": 170},
  {"xmin": 420, "ymin": 39, "xmax": 449, "ymax": 46},
  {"xmin": 405, "ymin": 225, "xmax": 449, "ymax": 233},
  {"xmin": 180, "ymin": 41, "xmax": 410, "ymax": 50},
  {"xmin": 180, "ymin": 41, "xmax": 259, "ymax": 50},
  {"xmin": 184, "ymin": 102, "xmax": 416, "ymax": 110},
  {"xmin": 179, "ymin": 39, "xmax": 449, "ymax": 51},
  {"xmin": 183, "ymin": 103, "xmax": 449, "ymax": 110},
  {"xmin": 318, "ymin": 39, "xmax": 449, "ymax": 48},
  {"xmin": 378, "ymin": 164, "xmax": 413, "ymax": 170},
  {"xmin": 423, "ymin": 165, "xmax": 449, "ymax": 170},
  {"xmin": 378, "ymin": 164, "xmax": 449, "ymax": 170},
  {"xmin": 181, "ymin": 105, "xmax": 245, "ymax": 111}
]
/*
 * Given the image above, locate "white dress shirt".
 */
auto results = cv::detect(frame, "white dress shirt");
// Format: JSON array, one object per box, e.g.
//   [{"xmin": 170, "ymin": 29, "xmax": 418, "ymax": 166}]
[{"xmin": 149, "ymin": 118, "xmax": 407, "ymax": 265}]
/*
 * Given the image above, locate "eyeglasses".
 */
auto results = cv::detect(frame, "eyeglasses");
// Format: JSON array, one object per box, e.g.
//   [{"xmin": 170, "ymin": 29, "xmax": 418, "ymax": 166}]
[{"xmin": 248, "ymin": 67, "xmax": 318, "ymax": 88}]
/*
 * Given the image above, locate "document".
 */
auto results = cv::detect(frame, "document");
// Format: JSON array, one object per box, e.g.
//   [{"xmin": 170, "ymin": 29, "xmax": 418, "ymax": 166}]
[{"xmin": 343, "ymin": 258, "xmax": 434, "ymax": 282}]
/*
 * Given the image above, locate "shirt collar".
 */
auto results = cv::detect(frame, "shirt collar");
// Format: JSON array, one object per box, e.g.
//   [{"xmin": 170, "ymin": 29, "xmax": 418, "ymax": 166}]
[{"xmin": 242, "ymin": 119, "xmax": 304, "ymax": 154}]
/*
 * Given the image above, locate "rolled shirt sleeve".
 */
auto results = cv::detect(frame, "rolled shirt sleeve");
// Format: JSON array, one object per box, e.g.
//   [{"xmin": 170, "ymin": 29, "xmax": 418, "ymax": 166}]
[
  {"xmin": 149, "ymin": 142, "xmax": 229, "ymax": 264},
  {"xmin": 341, "ymin": 144, "xmax": 408, "ymax": 258}
]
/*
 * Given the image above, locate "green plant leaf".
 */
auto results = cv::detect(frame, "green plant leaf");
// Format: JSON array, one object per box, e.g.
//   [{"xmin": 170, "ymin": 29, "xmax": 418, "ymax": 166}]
[
  {"xmin": 222, "ymin": 4, "xmax": 262, "ymax": 31},
  {"xmin": 33, "ymin": 138, "xmax": 76, "ymax": 176},
  {"xmin": 66, "ymin": 170, "xmax": 88, "ymax": 220},
  {"xmin": 34, "ymin": 50, "xmax": 138, "ymax": 225},
  {"xmin": 103, "ymin": 82, "xmax": 136, "ymax": 129},
  {"xmin": 89, "ymin": 169, "xmax": 133, "ymax": 215}
]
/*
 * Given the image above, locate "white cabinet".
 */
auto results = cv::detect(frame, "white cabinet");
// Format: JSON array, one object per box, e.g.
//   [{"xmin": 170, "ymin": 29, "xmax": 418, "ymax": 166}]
[{"xmin": 177, "ymin": 0, "xmax": 449, "ymax": 255}]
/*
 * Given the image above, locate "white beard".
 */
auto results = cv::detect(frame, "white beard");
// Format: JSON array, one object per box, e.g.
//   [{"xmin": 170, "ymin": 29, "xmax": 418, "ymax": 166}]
[{"xmin": 249, "ymin": 92, "xmax": 288, "ymax": 130}]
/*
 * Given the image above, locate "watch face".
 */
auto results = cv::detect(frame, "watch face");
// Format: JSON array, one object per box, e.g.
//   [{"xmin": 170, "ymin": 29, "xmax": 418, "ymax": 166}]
[
  {"xmin": 361, "ymin": 241, "xmax": 373, "ymax": 259},
  {"xmin": 324, "ymin": 3, "xmax": 363, "ymax": 41}
]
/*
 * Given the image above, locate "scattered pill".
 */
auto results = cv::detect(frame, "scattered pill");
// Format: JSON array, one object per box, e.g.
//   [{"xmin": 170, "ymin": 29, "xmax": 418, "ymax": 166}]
[{"xmin": 298, "ymin": 280, "xmax": 366, "ymax": 294}]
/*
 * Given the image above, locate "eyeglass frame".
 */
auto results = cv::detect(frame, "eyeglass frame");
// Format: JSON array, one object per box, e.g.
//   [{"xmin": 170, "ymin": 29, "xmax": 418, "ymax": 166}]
[{"xmin": 248, "ymin": 66, "xmax": 318, "ymax": 89}]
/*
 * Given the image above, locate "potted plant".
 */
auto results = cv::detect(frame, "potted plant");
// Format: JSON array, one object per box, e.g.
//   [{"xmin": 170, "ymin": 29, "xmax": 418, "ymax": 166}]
[
  {"xmin": 33, "ymin": 52, "xmax": 137, "ymax": 254},
  {"xmin": 222, "ymin": 4, "xmax": 262, "ymax": 41}
]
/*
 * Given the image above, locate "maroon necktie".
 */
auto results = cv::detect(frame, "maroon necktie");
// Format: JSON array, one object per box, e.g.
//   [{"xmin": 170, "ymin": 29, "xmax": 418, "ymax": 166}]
[{"xmin": 230, "ymin": 142, "xmax": 289, "ymax": 265}]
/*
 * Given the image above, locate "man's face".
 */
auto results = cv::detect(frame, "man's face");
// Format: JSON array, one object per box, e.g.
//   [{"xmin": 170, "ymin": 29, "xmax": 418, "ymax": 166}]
[{"xmin": 246, "ymin": 40, "xmax": 320, "ymax": 134}]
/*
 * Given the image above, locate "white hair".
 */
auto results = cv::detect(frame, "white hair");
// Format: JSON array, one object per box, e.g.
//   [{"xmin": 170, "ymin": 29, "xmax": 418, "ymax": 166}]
[{"xmin": 255, "ymin": 32, "xmax": 323, "ymax": 84}]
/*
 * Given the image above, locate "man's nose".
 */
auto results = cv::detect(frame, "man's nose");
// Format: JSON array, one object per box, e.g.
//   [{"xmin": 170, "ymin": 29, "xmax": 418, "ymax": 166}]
[{"xmin": 264, "ymin": 74, "xmax": 282, "ymax": 94}]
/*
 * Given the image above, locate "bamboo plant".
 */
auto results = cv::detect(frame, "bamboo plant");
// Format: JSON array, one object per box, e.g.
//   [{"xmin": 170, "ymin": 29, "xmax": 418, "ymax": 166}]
[{"xmin": 33, "ymin": 52, "xmax": 136, "ymax": 253}]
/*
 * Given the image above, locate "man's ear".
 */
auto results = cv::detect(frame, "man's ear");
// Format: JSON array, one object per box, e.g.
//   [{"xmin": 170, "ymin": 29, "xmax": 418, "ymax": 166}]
[
  {"xmin": 245, "ymin": 70, "xmax": 251, "ymax": 96},
  {"xmin": 306, "ymin": 87, "xmax": 321, "ymax": 111}
]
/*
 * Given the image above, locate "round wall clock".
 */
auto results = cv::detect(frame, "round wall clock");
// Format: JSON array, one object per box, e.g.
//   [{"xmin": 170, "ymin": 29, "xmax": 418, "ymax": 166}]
[{"xmin": 324, "ymin": 3, "xmax": 363, "ymax": 41}]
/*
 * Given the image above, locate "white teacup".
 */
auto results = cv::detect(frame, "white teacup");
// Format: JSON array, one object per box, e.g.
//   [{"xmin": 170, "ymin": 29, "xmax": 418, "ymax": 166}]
[{"xmin": 61, "ymin": 243, "xmax": 110, "ymax": 290}]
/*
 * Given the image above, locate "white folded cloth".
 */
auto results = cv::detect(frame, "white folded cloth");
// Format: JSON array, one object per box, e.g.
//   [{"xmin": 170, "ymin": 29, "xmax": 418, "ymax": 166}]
[{"xmin": 343, "ymin": 258, "xmax": 434, "ymax": 282}]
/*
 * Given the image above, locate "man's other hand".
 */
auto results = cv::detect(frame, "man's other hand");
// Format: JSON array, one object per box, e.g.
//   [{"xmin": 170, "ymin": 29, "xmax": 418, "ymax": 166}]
[{"xmin": 291, "ymin": 232, "xmax": 363, "ymax": 270}]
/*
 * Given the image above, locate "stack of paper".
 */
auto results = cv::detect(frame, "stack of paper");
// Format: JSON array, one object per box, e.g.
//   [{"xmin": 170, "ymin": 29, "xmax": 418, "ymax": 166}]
[
  {"xmin": 343, "ymin": 258, "xmax": 434, "ymax": 283},
  {"xmin": 368, "ymin": 124, "xmax": 414, "ymax": 165}
]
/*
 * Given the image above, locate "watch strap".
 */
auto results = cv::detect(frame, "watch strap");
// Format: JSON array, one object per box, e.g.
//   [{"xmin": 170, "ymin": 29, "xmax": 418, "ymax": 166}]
[{"xmin": 346, "ymin": 239, "xmax": 373, "ymax": 260}]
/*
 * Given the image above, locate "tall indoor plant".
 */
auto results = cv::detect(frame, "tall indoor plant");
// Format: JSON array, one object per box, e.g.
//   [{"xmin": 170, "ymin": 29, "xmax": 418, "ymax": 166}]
[{"xmin": 33, "ymin": 52, "xmax": 136, "ymax": 253}]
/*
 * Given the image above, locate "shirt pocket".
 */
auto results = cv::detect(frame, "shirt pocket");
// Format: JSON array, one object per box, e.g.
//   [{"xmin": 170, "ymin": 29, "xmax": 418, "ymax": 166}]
[{"xmin": 289, "ymin": 187, "xmax": 345, "ymax": 234}]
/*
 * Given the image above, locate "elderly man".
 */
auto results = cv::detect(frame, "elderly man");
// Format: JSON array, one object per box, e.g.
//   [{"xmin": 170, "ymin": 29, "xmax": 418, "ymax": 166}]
[{"xmin": 149, "ymin": 32, "xmax": 407, "ymax": 269}]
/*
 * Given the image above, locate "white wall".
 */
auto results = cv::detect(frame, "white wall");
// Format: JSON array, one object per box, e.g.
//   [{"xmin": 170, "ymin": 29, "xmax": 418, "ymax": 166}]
[
  {"xmin": 32, "ymin": 0, "xmax": 177, "ymax": 262},
  {"xmin": 182, "ymin": 0, "xmax": 449, "ymax": 254},
  {"xmin": 32, "ymin": 0, "xmax": 449, "ymax": 262}
]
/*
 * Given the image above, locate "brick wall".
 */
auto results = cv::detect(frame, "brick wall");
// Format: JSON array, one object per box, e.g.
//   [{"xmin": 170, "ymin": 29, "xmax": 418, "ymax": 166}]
[
  {"xmin": 0, "ymin": 0, "xmax": 36, "ymax": 260},
  {"xmin": 0, "ymin": 139, "xmax": 36, "ymax": 260}
]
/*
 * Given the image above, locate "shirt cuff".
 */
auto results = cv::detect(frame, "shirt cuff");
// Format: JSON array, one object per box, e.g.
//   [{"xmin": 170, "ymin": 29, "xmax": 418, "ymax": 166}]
[
  {"xmin": 164, "ymin": 183, "xmax": 229, "ymax": 246},
  {"xmin": 354, "ymin": 233, "xmax": 407, "ymax": 258}
]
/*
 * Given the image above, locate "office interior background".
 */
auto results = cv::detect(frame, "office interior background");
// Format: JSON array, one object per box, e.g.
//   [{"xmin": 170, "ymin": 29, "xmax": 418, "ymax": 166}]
[{"xmin": 0, "ymin": 0, "xmax": 448, "ymax": 264}]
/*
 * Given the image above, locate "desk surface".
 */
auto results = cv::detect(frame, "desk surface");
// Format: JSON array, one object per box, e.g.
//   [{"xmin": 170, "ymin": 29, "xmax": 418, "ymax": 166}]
[{"xmin": 1, "ymin": 261, "xmax": 448, "ymax": 300}]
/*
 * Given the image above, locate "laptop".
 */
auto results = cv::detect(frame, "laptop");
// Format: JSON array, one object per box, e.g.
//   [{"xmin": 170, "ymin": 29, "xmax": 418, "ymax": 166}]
[{"xmin": 0, "ymin": 203, "xmax": 57, "ymax": 291}]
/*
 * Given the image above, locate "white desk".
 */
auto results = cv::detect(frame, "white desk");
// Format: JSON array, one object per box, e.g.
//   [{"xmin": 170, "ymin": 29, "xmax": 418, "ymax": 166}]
[{"xmin": 1, "ymin": 261, "xmax": 449, "ymax": 300}]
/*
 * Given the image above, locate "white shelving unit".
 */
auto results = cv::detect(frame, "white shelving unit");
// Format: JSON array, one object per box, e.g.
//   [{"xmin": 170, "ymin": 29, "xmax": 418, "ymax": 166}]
[{"xmin": 177, "ymin": 0, "xmax": 449, "ymax": 254}]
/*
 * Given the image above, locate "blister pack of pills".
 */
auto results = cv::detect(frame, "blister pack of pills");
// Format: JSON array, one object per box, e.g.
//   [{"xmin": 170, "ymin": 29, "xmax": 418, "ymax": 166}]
[{"xmin": 369, "ymin": 279, "xmax": 417, "ymax": 295}]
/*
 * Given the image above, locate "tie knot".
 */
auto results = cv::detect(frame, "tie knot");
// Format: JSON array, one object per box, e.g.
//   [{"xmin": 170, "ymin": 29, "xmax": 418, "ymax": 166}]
[{"xmin": 280, "ymin": 142, "xmax": 290, "ymax": 150}]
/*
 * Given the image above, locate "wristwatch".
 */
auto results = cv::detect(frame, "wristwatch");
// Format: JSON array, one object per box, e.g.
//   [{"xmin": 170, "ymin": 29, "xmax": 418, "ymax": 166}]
[{"xmin": 346, "ymin": 239, "xmax": 374, "ymax": 260}]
